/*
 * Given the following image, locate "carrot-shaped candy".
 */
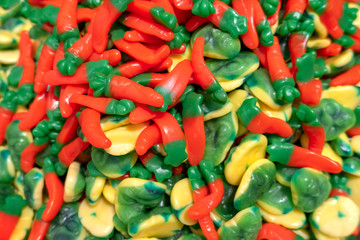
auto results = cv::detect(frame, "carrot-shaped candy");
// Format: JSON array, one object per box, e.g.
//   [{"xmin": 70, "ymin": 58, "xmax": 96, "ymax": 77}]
[
  {"xmin": 267, "ymin": 141, "xmax": 342, "ymax": 173},
  {"xmin": 192, "ymin": 37, "xmax": 227, "ymax": 104},
  {"xmin": 20, "ymin": 143, "xmax": 48, "ymax": 173},
  {"xmin": 188, "ymin": 165, "xmax": 219, "ymax": 240},
  {"xmin": 266, "ymin": 37, "xmax": 300, "ymax": 104},
  {"xmin": 7, "ymin": 31, "xmax": 35, "ymax": 88},
  {"xmin": 120, "ymin": 13, "xmax": 174, "ymax": 41},
  {"xmin": 58, "ymin": 137, "xmax": 90, "ymax": 166},
  {"xmin": 182, "ymin": 92, "xmax": 205, "ymax": 166},
  {"xmin": 206, "ymin": 0, "xmax": 247, "ymax": 39},
  {"xmin": 129, "ymin": 104, "xmax": 158, "ymax": 124},
  {"xmin": 330, "ymin": 64, "xmax": 360, "ymax": 86},
  {"xmin": 152, "ymin": 111, "xmax": 187, "ymax": 167},
  {"xmin": 317, "ymin": 43, "xmax": 342, "ymax": 57},
  {"xmin": 34, "ymin": 33, "xmax": 59, "ymax": 94},
  {"xmin": 0, "ymin": 195, "xmax": 27, "ymax": 240},
  {"xmin": 115, "ymin": 57, "xmax": 171, "ymax": 78},
  {"xmin": 289, "ymin": 32, "xmax": 322, "ymax": 105},
  {"xmin": 131, "ymin": 73, "xmax": 168, "ymax": 87},
  {"xmin": 277, "ymin": 0, "xmax": 307, "ymax": 35},
  {"xmin": 185, "ymin": 15, "xmax": 209, "ymax": 32},
  {"xmin": 88, "ymin": 49, "xmax": 122, "ymax": 66},
  {"xmin": 59, "ymin": 85, "xmax": 88, "ymax": 118},
  {"xmin": 42, "ymin": 157, "xmax": 64, "ymax": 222},
  {"xmin": 0, "ymin": 92, "xmax": 17, "ymax": 144},
  {"xmin": 28, "ymin": 205, "xmax": 50, "ymax": 240},
  {"xmin": 267, "ymin": 0, "xmax": 281, "ymax": 26},
  {"xmin": 124, "ymin": 29, "xmax": 165, "ymax": 44},
  {"xmin": 252, "ymin": 0, "xmax": 274, "ymax": 46},
  {"xmin": 139, "ymin": 151, "xmax": 172, "ymax": 182},
  {"xmin": 127, "ymin": 0, "xmax": 177, "ymax": 29},
  {"xmin": 56, "ymin": 0, "xmax": 79, "ymax": 49},
  {"xmin": 237, "ymin": 97, "xmax": 293, "ymax": 138},
  {"xmin": 92, "ymin": 0, "xmax": 133, "ymax": 53},
  {"xmin": 173, "ymin": 0, "xmax": 193, "ymax": 11},
  {"xmin": 319, "ymin": 0, "xmax": 344, "ymax": 39},
  {"xmin": 57, "ymin": 28, "xmax": 93, "ymax": 75},
  {"xmin": 77, "ymin": 108, "xmax": 111, "ymax": 149},
  {"xmin": 70, "ymin": 94, "xmax": 135, "ymax": 115},
  {"xmin": 188, "ymin": 160, "xmax": 224, "ymax": 221},
  {"xmin": 296, "ymin": 104, "xmax": 325, "ymax": 154},
  {"xmin": 89, "ymin": 73, "xmax": 164, "ymax": 107},
  {"xmin": 256, "ymin": 223, "xmax": 301, "ymax": 240},
  {"xmin": 135, "ymin": 124, "xmax": 162, "ymax": 155},
  {"xmin": 151, "ymin": 59, "xmax": 192, "ymax": 111},
  {"xmin": 260, "ymin": 0, "xmax": 279, "ymax": 17},
  {"xmin": 45, "ymin": 60, "xmax": 113, "ymax": 86},
  {"xmin": 232, "ymin": 0, "xmax": 259, "ymax": 49},
  {"xmin": 51, "ymin": 112, "xmax": 79, "ymax": 155},
  {"xmin": 18, "ymin": 93, "xmax": 47, "ymax": 131}
]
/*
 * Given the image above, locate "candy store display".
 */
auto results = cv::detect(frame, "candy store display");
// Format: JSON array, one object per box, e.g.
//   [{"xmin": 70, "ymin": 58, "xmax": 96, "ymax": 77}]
[{"xmin": 0, "ymin": 0, "xmax": 360, "ymax": 239}]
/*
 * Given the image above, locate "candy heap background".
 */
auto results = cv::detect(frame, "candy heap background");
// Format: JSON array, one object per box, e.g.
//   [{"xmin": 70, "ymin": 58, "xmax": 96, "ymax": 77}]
[{"xmin": 1, "ymin": 0, "xmax": 360, "ymax": 239}]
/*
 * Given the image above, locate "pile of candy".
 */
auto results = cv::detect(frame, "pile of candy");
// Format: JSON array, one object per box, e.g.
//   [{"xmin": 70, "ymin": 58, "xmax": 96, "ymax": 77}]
[{"xmin": 1, "ymin": 0, "xmax": 360, "ymax": 239}]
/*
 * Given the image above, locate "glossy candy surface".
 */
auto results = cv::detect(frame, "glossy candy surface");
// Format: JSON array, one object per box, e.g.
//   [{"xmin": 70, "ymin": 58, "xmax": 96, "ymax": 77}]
[{"xmin": 1, "ymin": 0, "xmax": 360, "ymax": 239}]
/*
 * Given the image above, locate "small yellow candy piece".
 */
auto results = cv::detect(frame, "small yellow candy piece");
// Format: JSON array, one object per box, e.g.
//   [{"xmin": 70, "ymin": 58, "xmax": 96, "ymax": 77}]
[
  {"xmin": 326, "ymin": 49, "xmax": 354, "ymax": 70},
  {"xmin": 104, "ymin": 122, "xmax": 149, "ymax": 156},
  {"xmin": 100, "ymin": 115, "xmax": 130, "ymax": 132},
  {"xmin": 79, "ymin": 197, "xmax": 115, "ymax": 237},
  {"xmin": 346, "ymin": 175, "xmax": 360, "ymax": 208},
  {"xmin": 0, "ymin": 49, "xmax": 19, "ymax": 65},
  {"xmin": 103, "ymin": 180, "xmax": 117, "ymax": 204},
  {"xmin": 170, "ymin": 178, "xmax": 196, "ymax": 226},
  {"xmin": 9, "ymin": 206, "xmax": 34, "ymax": 240},
  {"xmin": 307, "ymin": 10, "xmax": 328, "ymax": 38},
  {"xmin": 63, "ymin": 162, "xmax": 85, "ymax": 203},
  {"xmin": 310, "ymin": 225, "xmax": 340, "ymax": 240},
  {"xmin": 219, "ymin": 77, "xmax": 246, "ymax": 92},
  {"xmin": 225, "ymin": 134, "xmax": 267, "ymax": 185},
  {"xmin": 259, "ymin": 101, "xmax": 292, "ymax": 122},
  {"xmin": 258, "ymin": 206, "xmax": 307, "ymax": 230},
  {"xmin": 228, "ymin": 90, "xmax": 249, "ymax": 136},
  {"xmin": 87, "ymin": 176, "xmax": 106, "ymax": 205},
  {"xmin": 321, "ymin": 86, "xmax": 360, "ymax": 110},
  {"xmin": 310, "ymin": 196, "xmax": 360, "ymax": 238},
  {"xmin": 204, "ymin": 101, "xmax": 233, "ymax": 122},
  {"xmin": 168, "ymin": 45, "xmax": 191, "ymax": 72},
  {"xmin": 307, "ymin": 37, "xmax": 331, "ymax": 49},
  {"xmin": 351, "ymin": 135, "xmax": 360, "ymax": 155},
  {"xmin": 129, "ymin": 210, "xmax": 183, "ymax": 238}
]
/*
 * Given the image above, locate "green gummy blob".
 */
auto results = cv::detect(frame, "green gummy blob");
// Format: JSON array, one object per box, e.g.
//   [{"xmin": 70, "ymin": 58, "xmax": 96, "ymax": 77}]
[
  {"xmin": 342, "ymin": 157, "xmax": 360, "ymax": 176},
  {"xmin": 260, "ymin": 0, "xmax": 279, "ymax": 16},
  {"xmin": 144, "ymin": 154, "xmax": 172, "ymax": 182},
  {"xmin": 115, "ymin": 180, "xmax": 166, "ymax": 225},
  {"xmin": 7, "ymin": 65, "xmax": 23, "ymax": 87},
  {"xmin": 130, "ymin": 163, "xmax": 152, "ymax": 180},
  {"xmin": 91, "ymin": 147, "xmax": 137, "ymax": 178},
  {"xmin": 166, "ymin": 25, "xmax": 190, "ymax": 49},
  {"xmin": 275, "ymin": 164, "xmax": 299, "ymax": 187},
  {"xmin": 192, "ymin": 0, "xmax": 215, "ymax": 17},
  {"xmin": 46, "ymin": 203, "xmax": 85, "ymax": 240},
  {"xmin": 257, "ymin": 182, "xmax": 294, "ymax": 214},
  {"xmin": 0, "ymin": 148, "xmax": 14, "ymax": 183},
  {"xmin": 190, "ymin": 24, "xmax": 241, "ymax": 59},
  {"xmin": 5, "ymin": 120, "xmax": 31, "ymax": 170},
  {"xmin": 330, "ymin": 137, "xmax": 353, "ymax": 157},
  {"xmin": 219, "ymin": 8, "xmax": 248, "ymax": 39},
  {"xmin": 234, "ymin": 161, "xmax": 276, "ymax": 211},
  {"xmin": 0, "ymin": 182, "xmax": 14, "ymax": 205},
  {"xmin": 0, "ymin": 194, "xmax": 26, "ymax": 216},
  {"xmin": 308, "ymin": 0, "xmax": 327, "ymax": 14},
  {"xmin": 150, "ymin": 6, "xmax": 177, "ymax": 30},
  {"xmin": 218, "ymin": 206, "xmax": 262, "ymax": 240},
  {"xmin": 24, "ymin": 168, "xmax": 44, "ymax": 210},
  {"xmin": 339, "ymin": 3, "xmax": 358, "ymax": 35},
  {"xmin": 290, "ymin": 168, "xmax": 331, "ymax": 213},
  {"xmin": 312, "ymin": 98, "xmax": 356, "ymax": 141},
  {"xmin": 206, "ymin": 51, "xmax": 259, "ymax": 82},
  {"xmin": 203, "ymin": 112, "xmax": 237, "ymax": 166}
]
